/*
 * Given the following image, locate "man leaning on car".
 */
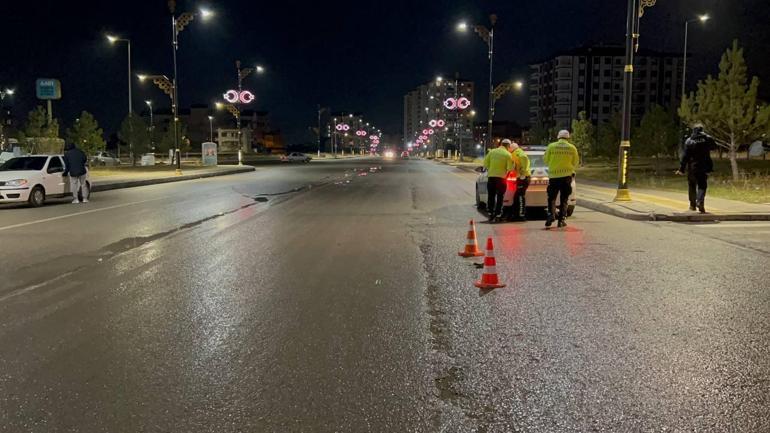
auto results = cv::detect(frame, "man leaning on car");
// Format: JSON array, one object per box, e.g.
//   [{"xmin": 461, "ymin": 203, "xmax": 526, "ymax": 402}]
[
  {"xmin": 63, "ymin": 142, "xmax": 89, "ymax": 204},
  {"xmin": 483, "ymin": 139, "xmax": 514, "ymax": 223}
]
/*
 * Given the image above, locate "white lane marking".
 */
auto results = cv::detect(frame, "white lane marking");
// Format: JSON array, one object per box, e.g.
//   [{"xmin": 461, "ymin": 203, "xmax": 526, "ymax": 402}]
[
  {"xmin": 0, "ymin": 196, "xmax": 170, "ymax": 232},
  {"xmin": 693, "ymin": 223, "xmax": 770, "ymax": 229}
]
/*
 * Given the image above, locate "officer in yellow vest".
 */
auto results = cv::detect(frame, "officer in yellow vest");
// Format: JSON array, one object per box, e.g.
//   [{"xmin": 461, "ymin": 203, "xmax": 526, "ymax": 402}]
[
  {"xmin": 508, "ymin": 141, "xmax": 531, "ymax": 221},
  {"xmin": 483, "ymin": 139, "xmax": 514, "ymax": 223}
]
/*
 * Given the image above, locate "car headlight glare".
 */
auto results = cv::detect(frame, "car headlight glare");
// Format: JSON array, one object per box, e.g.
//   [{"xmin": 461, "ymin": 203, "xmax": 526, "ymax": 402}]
[{"xmin": 5, "ymin": 179, "xmax": 28, "ymax": 187}]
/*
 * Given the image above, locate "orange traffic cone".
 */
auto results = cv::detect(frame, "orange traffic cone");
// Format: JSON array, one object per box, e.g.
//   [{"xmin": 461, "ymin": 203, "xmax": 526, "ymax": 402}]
[
  {"xmin": 474, "ymin": 237, "xmax": 506, "ymax": 289},
  {"xmin": 458, "ymin": 219, "xmax": 485, "ymax": 257}
]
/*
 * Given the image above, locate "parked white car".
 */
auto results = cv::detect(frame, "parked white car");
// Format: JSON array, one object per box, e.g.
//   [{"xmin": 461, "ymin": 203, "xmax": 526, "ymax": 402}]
[
  {"xmin": 91, "ymin": 151, "xmax": 121, "ymax": 166},
  {"xmin": 475, "ymin": 146, "xmax": 576, "ymax": 218},
  {"xmin": 0, "ymin": 155, "xmax": 90, "ymax": 207},
  {"xmin": 281, "ymin": 152, "xmax": 312, "ymax": 163}
]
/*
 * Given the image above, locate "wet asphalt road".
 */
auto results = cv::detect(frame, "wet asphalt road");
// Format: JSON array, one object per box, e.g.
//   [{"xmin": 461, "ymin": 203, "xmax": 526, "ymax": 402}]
[{"xmin": 0, "ymin": 158, "xmax": 768, "ymax": 432}]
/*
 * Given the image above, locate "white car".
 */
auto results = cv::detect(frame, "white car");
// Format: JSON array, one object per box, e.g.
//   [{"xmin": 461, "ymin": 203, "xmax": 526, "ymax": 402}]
[
  {"xmin": 91, "ymin": 151, "xmax": 121, "ymax": 166},
  {"xmin": 476, "ymin": 146, "xmax": 576, "ymax": 218},
  {"xmin": 0, "ymin": 155, "xmax": 90, "ymax": 207},
  {"xmin": 281, "ymin": 152, "xmax": 312, "ymax": 163}
]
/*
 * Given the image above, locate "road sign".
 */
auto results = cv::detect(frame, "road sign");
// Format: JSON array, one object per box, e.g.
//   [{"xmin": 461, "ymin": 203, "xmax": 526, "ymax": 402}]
[{"xmin": 36, "ymin": 79, "xmax": 62, "ymax": 100}]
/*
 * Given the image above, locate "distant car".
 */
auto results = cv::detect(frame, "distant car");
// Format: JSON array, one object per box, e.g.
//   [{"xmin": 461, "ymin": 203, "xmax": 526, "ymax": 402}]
[
  {"xmin": 383, "ymin": 150, "xmax": 395, "ymax": 159},
  {"xmin": 91, "ymin": 151, "xmax": 121, "ymax": 166},
  {"xmin": 281, "ymin": 152, "xmax": 312, "ymax": 163},
  {"xmin": 400, "ymin": 151, "xmax": 410, "ymax": 159},
  {"xmin": 475, "ymin": 146, "xmax": 576, "ymax": 218},
  {"xmin": 0, "ymin": 155, "xmax": 90, "ymax": 207}
]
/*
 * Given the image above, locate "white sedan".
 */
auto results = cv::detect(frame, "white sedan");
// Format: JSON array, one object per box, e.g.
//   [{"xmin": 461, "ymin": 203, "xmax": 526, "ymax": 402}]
[
  {"xmin": 476, "ymin": 147, "xmax": 576, "ymax": 218},
  {"xmin": 0, "ymin": 155, "xmax": 90, "ymax": 207},
  {"xmin": 281, "ymin": 152, "xmax": 312, "ymax": 163}
]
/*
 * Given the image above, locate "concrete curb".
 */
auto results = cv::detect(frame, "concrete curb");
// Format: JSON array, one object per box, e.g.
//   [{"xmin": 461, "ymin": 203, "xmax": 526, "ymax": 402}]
[
  {"xmin": 434, "ymin": 159, "xmax": 478, "ymax": 173},
  {"xmin": 578, "ymin": 196, "xmax": 770, "ymax": 222},
  {"xmin": 91, "ymin": 166, "xmax": 256, "ymax": 192}
]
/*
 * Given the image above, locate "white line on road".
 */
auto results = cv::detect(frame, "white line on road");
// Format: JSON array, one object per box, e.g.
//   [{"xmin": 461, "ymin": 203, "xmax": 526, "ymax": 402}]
[
  {"xmin": 693, "ymin": 223, "xmax": 770, "ymax": 229},
  {"xmin": 0, "ymin": 196, "xmax": 171, "ymax": 232}
]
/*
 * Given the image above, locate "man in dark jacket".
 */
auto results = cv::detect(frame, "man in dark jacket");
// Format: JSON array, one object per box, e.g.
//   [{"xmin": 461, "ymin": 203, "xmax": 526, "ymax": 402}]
[
  {"xmin": 677, "ymin": 124, "xmax": 714, "ymax": 213},
  {"xmin": 62, "ymin": 142, "xmax": 89, "ymax": 204}
]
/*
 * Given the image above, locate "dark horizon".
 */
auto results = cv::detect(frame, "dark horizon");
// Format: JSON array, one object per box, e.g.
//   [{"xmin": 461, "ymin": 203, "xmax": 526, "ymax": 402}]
[{"xmin": 2, "ymin": 0, "xmax": 769, "ymax": 145}]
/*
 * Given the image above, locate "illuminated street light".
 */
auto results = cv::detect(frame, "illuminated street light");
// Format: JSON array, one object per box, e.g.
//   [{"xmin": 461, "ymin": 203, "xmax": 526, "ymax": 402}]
[
  {"xmin": 207, "ymin": 115, "xmax": 214, "ymax": 142},
  {"xmin": 456, "ymin": 22, "xmax": 468, "ymax": 32},
  {"xmin": 106, "ymin": 33, "xmax": 133, "ymax": 161}
]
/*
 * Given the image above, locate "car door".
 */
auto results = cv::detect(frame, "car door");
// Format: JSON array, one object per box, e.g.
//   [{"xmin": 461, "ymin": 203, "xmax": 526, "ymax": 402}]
[{"xmin": 43, "ymin": 156, "xmax": 67, "ymax": 196}]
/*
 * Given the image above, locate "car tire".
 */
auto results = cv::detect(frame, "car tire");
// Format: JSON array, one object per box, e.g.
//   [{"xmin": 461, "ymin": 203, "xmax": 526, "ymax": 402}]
[
  {"xmin": 475, "ymin": 187, "xmax": 486, "ymax": 210},
  {"xmin": 567, "ymin": 204, "xmax": 575, "ymax": 218},
  {"xmin": 28, "ymin": 186, "xmax": 45, "ymax": 207}
]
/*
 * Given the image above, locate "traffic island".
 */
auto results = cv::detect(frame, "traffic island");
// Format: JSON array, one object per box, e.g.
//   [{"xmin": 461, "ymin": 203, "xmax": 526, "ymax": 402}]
[{"xmin": 89, "ymin": 165, "xmax": 255, "ymax": 192}]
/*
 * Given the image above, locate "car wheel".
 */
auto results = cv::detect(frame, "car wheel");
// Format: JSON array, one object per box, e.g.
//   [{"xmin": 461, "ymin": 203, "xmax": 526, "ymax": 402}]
[
  {"xmin": 567, "ymin": 204, "xmax": 575, "ymax": 218},
  {"xmin": 475, "ymin": 187, "xmax": 486, "ymax": 210},
  {"xmin": 28, "ymin": 186, "xmax": 45, "ymax": 207}
]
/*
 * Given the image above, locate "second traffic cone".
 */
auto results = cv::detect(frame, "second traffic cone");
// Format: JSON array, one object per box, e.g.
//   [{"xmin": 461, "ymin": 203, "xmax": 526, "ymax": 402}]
[
  {"xmin": 474, "ymin": 237, "xmax": 506, "ymax": 289},
  {"xmin": 458, "ymin": 219, "xmax": 485, "ymax": 257}
]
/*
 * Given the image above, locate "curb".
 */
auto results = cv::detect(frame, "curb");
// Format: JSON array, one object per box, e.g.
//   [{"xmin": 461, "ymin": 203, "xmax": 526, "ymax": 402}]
[
  {"xmin": 578, "ymin": 197, "xmax": 770, "ymax": 222},
  {"xmin": 91, "ymin": 166, "xmax": 256, "ymax": 192},
  {"xmin": 434, "ymin": 159, "xmax": 478, "ymax": 173}
]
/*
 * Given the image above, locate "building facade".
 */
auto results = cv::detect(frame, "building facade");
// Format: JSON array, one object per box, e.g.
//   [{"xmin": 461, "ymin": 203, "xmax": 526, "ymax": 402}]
[
  {"xmin": 403, "ymin": 75, "xmax": 474, "ymax": 153},
  {"xmin": 529, "ymin": 46, "xmax": 683, "ymax": 129}
]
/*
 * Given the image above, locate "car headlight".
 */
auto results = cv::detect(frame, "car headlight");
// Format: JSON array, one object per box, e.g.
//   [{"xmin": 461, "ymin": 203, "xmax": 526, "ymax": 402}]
[{"xmin": 5, "ymin": 179, "xmax": 28, "ymax": 187}]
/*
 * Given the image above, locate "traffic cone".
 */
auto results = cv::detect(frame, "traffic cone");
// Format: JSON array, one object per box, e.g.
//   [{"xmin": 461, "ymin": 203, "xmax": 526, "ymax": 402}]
[
  {"xmin": 474, "ymin": 237, "xmax": 506, "ymax": 289},
  {"xmin": 458, "ymin": 219, "xmax": 485, "ymax": 257}
]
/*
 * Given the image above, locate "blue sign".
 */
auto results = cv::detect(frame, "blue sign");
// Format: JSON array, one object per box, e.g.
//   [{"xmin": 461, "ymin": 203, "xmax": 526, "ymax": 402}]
[{"xmin": 36, "ymin": 79, "xmax": 62, "ymax": 100}]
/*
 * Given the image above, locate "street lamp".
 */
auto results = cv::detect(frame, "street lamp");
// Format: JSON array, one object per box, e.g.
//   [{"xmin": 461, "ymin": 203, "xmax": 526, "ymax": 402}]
[
  {"xmin": 106, "ymin": 33, "xmax": 133, "ymax": 161},
  {"xmin": 457, "ymin": 14, "xmax": 497, "ymax": 151},
  {"xmin": 145, "ymin": 100, "xmax": 154, "ymax": 151},
  {"xmin": 681, "ymin": 14, "xmax": 710, "ymax": 105},
  {"xmin": 168, "ymin": 1, "xmax": 214, "ymax": 174},
  {"xmin": 615, "ymin": 0, "xmax": 657, "ymax": 201},
  {"xmin": 138, "ymin": 74, "xmax": 174, "ymax": 163},
  {"xmin": 231, "ymin": 60, "xmax": 266, "ymax": 165},
  {"xmin": 208, "ymin": 115, "xmax": 214, "ymax": 142}
]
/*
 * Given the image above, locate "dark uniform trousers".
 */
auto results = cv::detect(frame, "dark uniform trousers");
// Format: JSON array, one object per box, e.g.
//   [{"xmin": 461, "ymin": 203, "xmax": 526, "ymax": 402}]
[{"xmin": 547, "ymin": 176, "xmax": 572, "ymax": 220}]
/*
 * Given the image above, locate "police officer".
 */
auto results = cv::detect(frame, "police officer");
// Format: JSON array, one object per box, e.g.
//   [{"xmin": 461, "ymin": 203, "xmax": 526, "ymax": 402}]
[
  {"xmin": 543, "ymin": 130, "xmax": 579, "ymax": 228},
  {"xmin": 676, "ymin": 124, "xmax": 715, "ymax": 213},
  {"xmin": 508, "ymin": 141, "xmax": 531, "ymax": 221},
  {"xmin": 483, "ymin": 139, "xmax": 513, "ymax": 223}
]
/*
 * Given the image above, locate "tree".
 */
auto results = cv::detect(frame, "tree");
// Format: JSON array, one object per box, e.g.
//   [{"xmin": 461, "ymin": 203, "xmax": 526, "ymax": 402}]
[
  {"xmin": 679, "ymin": 40, "xmax": 770, "ymax": 180},
  {"xmin": 571, "ymin": 111, "xmax": 595, "ymax": 164},
  {"xmin": 633, "ymin": 105, "xmax": 679, "ymax": 174},
  {"xmin": 157, "ymin": 121, "xmax": 188, "ymax": 154},
  {"xmin": 118, "ymin": 113, "xmax": 151, "ymax": 164},
  {"xmin": 65, "ymin": 111, "xmax": 105, "ymax": 155},
  {"xmin": 24, "ymin": 105, "xmax": 59, "ymax": 138},
  {"xmin": 596, "ymin": 111, "xmax": 621, "ymax": 158}
]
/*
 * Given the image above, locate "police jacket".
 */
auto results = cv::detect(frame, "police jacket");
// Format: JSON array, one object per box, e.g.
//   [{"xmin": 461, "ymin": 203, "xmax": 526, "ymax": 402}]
[{"xmin": 680, "ymin": 132, "xmax": 714, "ymax": 174}]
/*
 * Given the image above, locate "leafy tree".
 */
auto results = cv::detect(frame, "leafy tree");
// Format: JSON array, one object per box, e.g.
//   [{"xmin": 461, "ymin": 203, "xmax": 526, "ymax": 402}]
[
  {"xmin": 24, "ymin": 105, "xmax": 59, "ymax": 138},
  {"xmin": 571, "ymin": 111, "xmax": 595, "ymax": 164},
  {"xmin": 65, "ymin": 111, "xmax": 105, "ymax": 155},
  {"xmin": 118, "ymin": 113, "xmax": 151, "ymax": 164},
  {"xmin": 679, "ymin": 40, "xmax": 770, "ymax": 180},
  {"xmin": 157, "ymin": 121, "xmax": 188, "ymax": 154},
  {"xmin": 633, "ymin": 105, "xmax": 679, "ymax": 174},
  {"xmin": 596, "ymin": 111, "xmax": 621, "ymax": 158}
]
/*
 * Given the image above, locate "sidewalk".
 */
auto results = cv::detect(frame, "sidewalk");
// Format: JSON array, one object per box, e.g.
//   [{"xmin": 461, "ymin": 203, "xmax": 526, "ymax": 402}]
[
  {"xmin": 89, "ymin": 165, "xmax": 255, "ymax": 192},
  {"xmin": 434, "ymin": 158, "xmax": 770, "ymax": 221}
]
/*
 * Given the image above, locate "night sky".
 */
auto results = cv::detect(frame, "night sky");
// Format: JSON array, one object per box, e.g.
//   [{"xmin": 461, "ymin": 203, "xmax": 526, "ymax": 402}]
[{"xmin": 3, "ymin": 0, "xmax": 769, "ymax": 145}]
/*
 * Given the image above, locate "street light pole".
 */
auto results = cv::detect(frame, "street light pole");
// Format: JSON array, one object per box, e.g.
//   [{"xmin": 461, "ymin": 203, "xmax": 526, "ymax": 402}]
[
  {"xmin": 486, "ymin": 16, "xmax": 496, "ymax": 152},
  {"xmin": 681, "ymin": 15, "xmax": 710, "ymax": 111},
  {"xmin": 107, "ymin": 35, "xmax": 133, "ymax": 161},
  {"xmin": 208, "ymin": 115, "xmax": 214, "ymax": 142},
  {"xmin": 146, "ymin": 100, "xmax": 154, "ymax": 151}
]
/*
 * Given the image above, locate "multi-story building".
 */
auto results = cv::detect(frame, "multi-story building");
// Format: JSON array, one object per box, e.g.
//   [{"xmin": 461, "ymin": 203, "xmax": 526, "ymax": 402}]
[
  {"xmin": 473, "ymin": 121, "xmax": 524, "ymax": 147},
  {"xmin": 529, "ymin": 46, "xmax": 683, "ymax": 129},
  {"xmin": 403, "ymin": 75, "xmax": 474, "ymax": 153}
]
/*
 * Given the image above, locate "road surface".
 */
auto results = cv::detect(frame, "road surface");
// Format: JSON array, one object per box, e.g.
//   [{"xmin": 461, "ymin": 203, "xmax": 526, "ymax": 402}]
[{"xmin": 0, "ymin": 158, "xmax": 768, "ymax": 432}]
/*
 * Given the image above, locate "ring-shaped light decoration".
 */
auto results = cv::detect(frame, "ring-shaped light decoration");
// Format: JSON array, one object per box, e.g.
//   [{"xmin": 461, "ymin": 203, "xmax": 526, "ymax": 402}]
[
  {"xmin": 370, "ymin": 135, "xmax": 377, "ymax": 140},
  {"xmin": 420, "ymin": 135, "xmax": 428, "ymax": 140},
  {"xmin": 239, "ymin": 90, "xmax": 255, "ymax": 104},
  {"xmin": 223, "ymin": 90, "xmax": 240, "ymax": 103},
  {"xmin": 457, "ymin": 97, "xmax": 471, "ymax": 110},
  {"xmin": 342, "ymin": 124, "xmax": 350, "ymax": 131},
  {"xmin": 443, "ymin": 98, "xmax": 457, "ymax": 110},
  {"xmin": 429, "ymin": 120, "xmax": 437, "ymax": 128},
  {"xmin": 335, "ymin": 124, "xmax": 344, "ymax": 131},
  {"xmin": 428, "ymin": 129, "xmax": 434, "ymax": 135},
  {"xmin": 437, "ymin": 119, "xmax": 446, "ymax": 127},
  {"xmin": 422, "ymin": 129, "xmax": 429, "ymax": 135}
]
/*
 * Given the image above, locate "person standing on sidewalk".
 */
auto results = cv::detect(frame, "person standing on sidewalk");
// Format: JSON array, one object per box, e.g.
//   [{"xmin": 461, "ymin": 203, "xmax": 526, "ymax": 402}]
[
  {"xmin": 543, "ymin": 130, "xmax": 579, "ymax": 228},
  {"xmin": 508, "ymin": 141, "xmax": 531, "ymax": 221},
  {"xmin": 676, "ymin": 124, "xmax": 714, "ymax": 213},
  {"xmin": 62, "ymin": 142, "xmax": 89, "ymax": 204},
  {"xmin": 483, "ymin": 139, "xmax": 513, "ymax": 223}
]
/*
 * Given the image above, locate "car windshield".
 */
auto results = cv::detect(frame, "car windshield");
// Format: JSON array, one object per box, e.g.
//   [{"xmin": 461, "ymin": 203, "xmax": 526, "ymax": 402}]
[
  {"xmin": 527, "ymin": 154, "xmax": 545, "ymax": 168},
  {"xmin": 0, "ymin": 156, "xmax": 48, "ymax": 171}
]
